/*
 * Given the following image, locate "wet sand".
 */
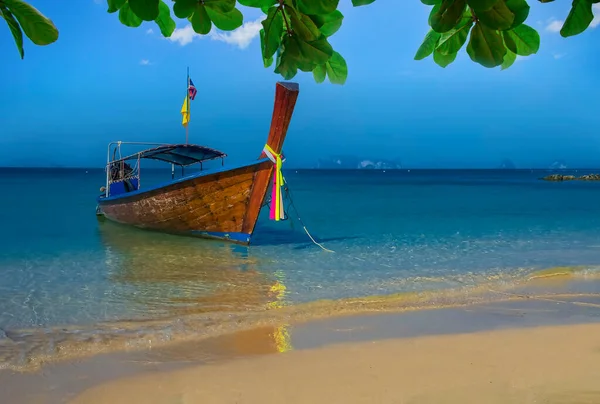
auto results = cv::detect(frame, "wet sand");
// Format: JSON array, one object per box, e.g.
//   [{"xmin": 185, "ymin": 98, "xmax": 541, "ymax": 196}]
[
  {"xmin": 71, "ymin": 322, "xmax": 600, "ymax": 404},
  {"xmin": 4, "ymin": 295, "xmax": 600, "ymax": 403}
]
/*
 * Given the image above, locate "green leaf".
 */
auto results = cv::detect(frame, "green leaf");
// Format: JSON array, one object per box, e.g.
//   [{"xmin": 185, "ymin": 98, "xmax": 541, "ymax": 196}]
[
  {"xmin": 118, "ymin": 2, "xmax": 143, "ymax": 27},
  {"xmin": 4, "ymin": 0, "xmax": 58, "ymax": 45},
  {"xmin": 502, "ymin": 24, "xmax": 539, "ymax": 56},
  {"xmin": 190, "ymin": 4, "xmax": 211, "ymax": 34},
  {"xmin": 264, "ymin": 55, "xmax": 274, "ymax": 68},
  {"xmin": 421, "ymin": 0, "xmax": 441, "ymax": 4},
  {"xmin": 561, "ymin": 0, "xmax": 594, "ymax": 37},
  {"xmin": 274, "ymin": 37, "xmax": 299, "ymax": 79},
  {"xmin": 288, "ymin": 9, "xmax": 320, "ymax": 41},
  {"xmin": 313, "ymin": 63, "xmax": 326, "ymax": 83},
  {"xmin": 433, "ymin": 48, "xmax": 457, "ymax": 67},
  {"xmin": 273, "ymin": 33, "xmax": 333, "ymax": 74},
  {"xmin": 260, "ymin": 29, "xmax": 273, "ymax": 67},
  {"xmin": 107, "ymin": 0, "xmax": 127, "ymax": 13},
  {"xmin": 325, "ymin": 51, "xmax": 347, "ymax": 84},
  {"xmin": 205, "ymin": 7, "xmax": 243, "ymax": 30},
  {"xmin": 501, "ymin": 47, "xmax": 516, "ymax": 69},
  {"xmin": 128, "ymin": 0, "xmax": 159, "ymax": 21},
  {"xmin": 436, "ymin": 12, "xmax": 473, "ymax": 54},
  {"xmin": 477, "ymin": 0, "xmax": 515, "ymax": 30},
  {"xmin": 238, "ymin": 0, "xmax": 276, "ymax": 7},
  {"xmin": 428, "ymin": 2, "xmax": 439, "ymax": 25},
  {"xmin": 466, "ymin": 0, "xmax": 498, "ymax": 11},
  {"xmin": 261, "ymin": 7, "xmax": 284, "ymax": 59},
  {"xmin": 466, "ymin": 21, "xmax": 506, "ymax": 67},
  {"xmin": 0, "ymin": 6, "xmax": 24, "ymax": 58},
  {"xmin": 430, "ymin": 0, "xmax": 467, "ymax": 33},
  {"xmin": 309, "ymin": 10, "xmax": 343, "ymax": 37},
  {"xmin": 173, "ymin": 0, "xmax": 198, "ymax": 18},
  {"xmin": 504, "ymin": 0, "xmax": 530, "ymax": 29},
  {"xmin": 204, "ymin": 0, "xmax": 236, "ymax": 13},
  {"xmin": 296, "ymin": 35, "xmax": 333, "ymax": 65},
  {"xmin": 297, "ymin": 0, "xmax": 339, "ymax": 15},
  {"xmin": 414, "ymin": 29, "xmax": 441, "ymax": 60},
  {"xmin": 154, "ymin": 0, "xmax": 176, "ymax": 37},
  {"xmin": 352, "ymin": 0, "xmax": 376, "ymax": 5},
  {"xmin": 261, "ymin": 4, "xmax": 274, "ymax": 13}
]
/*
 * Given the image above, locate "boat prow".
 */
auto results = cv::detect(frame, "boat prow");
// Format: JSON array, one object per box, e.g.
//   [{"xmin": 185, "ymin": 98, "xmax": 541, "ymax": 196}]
[{"xmin": 96, "ymin": 81, "xmax": 300, "ymax": 244}]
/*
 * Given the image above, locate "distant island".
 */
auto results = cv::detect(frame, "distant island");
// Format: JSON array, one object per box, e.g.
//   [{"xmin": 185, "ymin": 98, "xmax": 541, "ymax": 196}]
[
  {"xmin": 499, "ymin": 159, "xmax": 516, "ymax": 169},
  {"xmin": 499, "ymin": 159, "xmax": 571, "ymax": 170},
  {"xmin": 314, "ymin": 157, "xmax": 582, "ymax": 170},
  {"xmin": 549, "ymin": 160, "xmax": 568, "ymax": 170},
  {"xmin": 316, "ymin": 156, "xmax": 402, "ymax": 170}
]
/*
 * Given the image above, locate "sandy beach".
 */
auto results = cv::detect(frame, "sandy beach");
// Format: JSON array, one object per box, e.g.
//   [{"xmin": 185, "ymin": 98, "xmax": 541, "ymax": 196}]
[
  {"xmin": 69, "ymin": 321, "xmax": 600, "ymax": 404},
  {"xmin": 4, "ymin": 291, "xmax": 598, "ymax": 404},
  {"xmin": 4, "ymin": 289, "xmax": 600, "ymax": 403}
]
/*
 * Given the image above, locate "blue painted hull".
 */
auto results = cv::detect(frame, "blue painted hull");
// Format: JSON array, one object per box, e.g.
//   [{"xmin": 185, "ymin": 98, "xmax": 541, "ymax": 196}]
[{"xmin": 190, "ymin": 231, "xmax": 252, "ymax": 244}]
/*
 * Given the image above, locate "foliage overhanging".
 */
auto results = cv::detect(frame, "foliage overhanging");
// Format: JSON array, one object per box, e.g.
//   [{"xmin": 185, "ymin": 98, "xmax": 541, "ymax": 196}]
[{"xmin": 2, "ymin": 0, "xmax": 598, "ymax": 84}]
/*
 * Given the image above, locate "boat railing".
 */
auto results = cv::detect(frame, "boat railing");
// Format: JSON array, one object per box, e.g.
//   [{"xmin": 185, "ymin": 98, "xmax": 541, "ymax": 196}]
[
  {"xmin": 105, "ymin": 156, "xmax": 141, "ymax": 197},
  {"xmin": 107, "ymin": 158, "xmax": 140, "ymax": 183},
  {"xmin": 104, "ymin": 141, "xmax": 166, "ymax": 198},
  {"xmin": 102, "ymin": 141, "xmax": 227, "ymax": 198}
]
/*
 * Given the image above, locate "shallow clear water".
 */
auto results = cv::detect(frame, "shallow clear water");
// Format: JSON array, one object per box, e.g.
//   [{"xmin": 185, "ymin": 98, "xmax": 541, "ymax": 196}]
[{"xmin": 2, "ymin": 168, "xmax": 600, "ymax": 367}]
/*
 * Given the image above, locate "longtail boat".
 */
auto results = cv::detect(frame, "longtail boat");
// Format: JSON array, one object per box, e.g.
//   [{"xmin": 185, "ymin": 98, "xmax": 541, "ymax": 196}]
[{"xmin": 96, "ymin": 78, "xmax": 299, "ymax": 245}]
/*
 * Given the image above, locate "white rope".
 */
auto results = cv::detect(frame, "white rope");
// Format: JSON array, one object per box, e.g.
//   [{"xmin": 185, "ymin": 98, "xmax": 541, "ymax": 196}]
[
  {"xmin": 303, "ymin": 225, "xmax": 335, "ymax": 253},
  {"xmin": 282, "ymin": 177, "xmax": 334, "ymax": 253}
]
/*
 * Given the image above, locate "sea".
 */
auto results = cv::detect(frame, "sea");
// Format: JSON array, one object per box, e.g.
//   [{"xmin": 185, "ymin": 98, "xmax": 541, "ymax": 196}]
[{"xmin": 2, "ymin": 168, "xmax": 600, "ymax": 370}]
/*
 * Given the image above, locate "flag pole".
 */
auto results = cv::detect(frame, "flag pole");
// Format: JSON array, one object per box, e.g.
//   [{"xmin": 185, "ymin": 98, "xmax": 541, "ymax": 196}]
[{"xmin": 186, "ymin": 66, "xmax": 190, "ymax": 144}]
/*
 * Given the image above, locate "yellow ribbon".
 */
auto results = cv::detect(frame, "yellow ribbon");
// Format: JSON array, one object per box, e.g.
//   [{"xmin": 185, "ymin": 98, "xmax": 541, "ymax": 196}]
[{"xmin": 264, "ymin": 144, "xmax": 285, "ymax": 221}]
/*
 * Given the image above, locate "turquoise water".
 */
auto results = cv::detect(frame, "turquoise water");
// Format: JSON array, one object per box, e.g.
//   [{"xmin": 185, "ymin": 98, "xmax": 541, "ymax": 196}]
[{"xmin": 2, "ymin": 168, "xmax": 600, "ymax": 367}]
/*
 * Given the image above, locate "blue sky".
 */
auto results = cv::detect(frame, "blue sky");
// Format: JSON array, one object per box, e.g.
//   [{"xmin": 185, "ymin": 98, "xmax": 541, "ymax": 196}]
[{"xmin": 0, "ymin": 0, "xmax": 599, "ymax": 168}]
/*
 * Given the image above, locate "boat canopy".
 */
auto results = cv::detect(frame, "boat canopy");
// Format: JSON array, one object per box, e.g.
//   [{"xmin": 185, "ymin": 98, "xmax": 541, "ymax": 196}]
[{"xmin": 114, "ymin": 144, "xmax": 227, "ymax": 167}]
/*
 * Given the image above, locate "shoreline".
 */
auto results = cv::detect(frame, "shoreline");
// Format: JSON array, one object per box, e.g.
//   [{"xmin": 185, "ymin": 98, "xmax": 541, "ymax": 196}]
[
  {"xmin": 4, "ymin": 294, "xmax": 600, "ymax": 403},
  {"xmin": 1, "ymin": 265, "xmax": 600, "ymax": 374}
]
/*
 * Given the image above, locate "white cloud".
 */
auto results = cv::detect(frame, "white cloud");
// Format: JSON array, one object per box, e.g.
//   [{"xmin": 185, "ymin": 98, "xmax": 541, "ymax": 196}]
[
  {"xmin": 167, "ymin": 17, "xmax": 265, "ymax": 49},
  {"xmin": 140, "ymin": 59, "xmax": 151, "ymax": 65},
  {"xmin": 146, "ymin": 28, "xmax": 154, "ymax": 35},
  {"xmin": 552, "ymin": 52, "xmax": 566, "ymax": 60},
  {"xmin": 592, "ymin": 4, "xmax": 600, "ymax": 28},
  {"xmin": 168, "ymin": 25, "xmax": 198, "ymax": 46},
  {"xmin": 546, "ymin": 19, "xmax": 563, "ymax": 33},
  {"xmin": 209, "ymin": 18, "xmax": 264, "ymax": 49}
]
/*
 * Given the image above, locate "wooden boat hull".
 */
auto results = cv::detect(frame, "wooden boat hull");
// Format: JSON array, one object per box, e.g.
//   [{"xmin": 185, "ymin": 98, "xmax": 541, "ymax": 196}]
[
  {"xmin": 96, "ymin": 82, "xmax": 299, "ymax": 244},
  {"xmin": 98, "ymin": 159, "xmax": 271, "ymax": 244}
]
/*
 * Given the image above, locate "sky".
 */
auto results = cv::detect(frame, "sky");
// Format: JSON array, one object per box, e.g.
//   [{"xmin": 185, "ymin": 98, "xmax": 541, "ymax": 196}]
[{"xmin": 0, "ymin": 0, "xmax": 599, "ymax": 169}]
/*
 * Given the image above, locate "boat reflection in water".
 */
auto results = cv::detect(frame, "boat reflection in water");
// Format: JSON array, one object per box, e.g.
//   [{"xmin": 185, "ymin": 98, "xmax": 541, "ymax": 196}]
[{"xmin": 97, "ymin": 220, "xmax": 292, "ymax": 352}]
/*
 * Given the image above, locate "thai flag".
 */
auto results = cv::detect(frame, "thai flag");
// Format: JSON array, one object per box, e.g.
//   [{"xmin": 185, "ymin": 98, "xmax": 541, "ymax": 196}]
[{"xmin": 188, "ymin": 79, "xmax": 197, "ymax": 100}]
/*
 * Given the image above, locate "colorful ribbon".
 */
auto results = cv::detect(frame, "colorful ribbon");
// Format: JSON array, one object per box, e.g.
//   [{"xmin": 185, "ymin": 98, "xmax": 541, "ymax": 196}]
[{"xmin": 263, "ymin": 144, "xmax": 285, "ymax": 221}]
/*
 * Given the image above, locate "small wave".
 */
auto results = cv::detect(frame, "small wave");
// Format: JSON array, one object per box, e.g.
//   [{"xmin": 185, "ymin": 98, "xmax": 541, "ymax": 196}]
[
  {"xmin": 527, "ymin": 265, "xmax": 600, "ymax": 281},
  {"xmin": 4, "ymin": 266, "xmax": 600, "ymax": 373}
]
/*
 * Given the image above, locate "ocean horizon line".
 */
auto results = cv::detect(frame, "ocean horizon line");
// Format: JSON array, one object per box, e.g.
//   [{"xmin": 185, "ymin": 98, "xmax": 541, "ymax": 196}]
[{"xmin": 2, "ymin": 166, "xmax": 600, "ymax": 171}]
